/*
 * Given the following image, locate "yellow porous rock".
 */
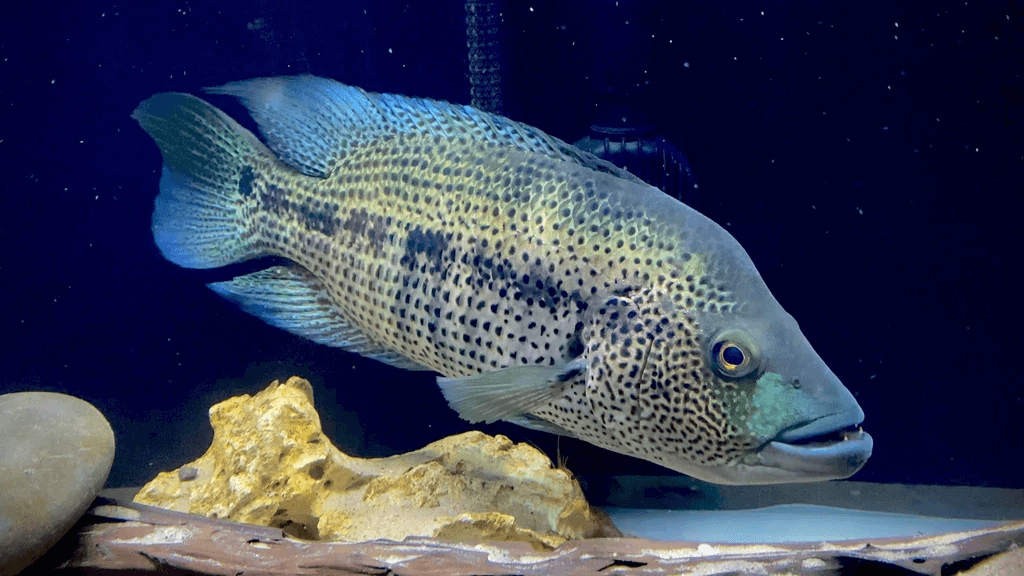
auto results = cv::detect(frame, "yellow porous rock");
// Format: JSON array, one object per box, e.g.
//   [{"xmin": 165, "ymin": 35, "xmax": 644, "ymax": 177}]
[{"xmin": 134, "ymin": 376, "xmax": 619, "ymax": 549}]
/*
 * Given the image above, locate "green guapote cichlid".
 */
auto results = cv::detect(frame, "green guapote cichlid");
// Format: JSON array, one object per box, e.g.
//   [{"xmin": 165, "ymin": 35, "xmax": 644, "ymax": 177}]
[{"xmin": 133, "ymin": 76, "xmax": 871, "ymax": 485}]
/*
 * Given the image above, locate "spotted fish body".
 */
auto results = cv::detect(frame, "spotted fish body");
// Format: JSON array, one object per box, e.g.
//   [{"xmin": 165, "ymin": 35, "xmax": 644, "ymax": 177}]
[{"xmin": 134, "ymin": 76, "xmax": 871, "ymax": 485}]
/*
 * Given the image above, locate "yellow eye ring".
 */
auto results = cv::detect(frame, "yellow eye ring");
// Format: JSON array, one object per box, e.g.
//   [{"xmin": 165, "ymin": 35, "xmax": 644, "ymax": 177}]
[{"xmin": 710, "ymin": 334, "xmax": 758, "ymax": 378}]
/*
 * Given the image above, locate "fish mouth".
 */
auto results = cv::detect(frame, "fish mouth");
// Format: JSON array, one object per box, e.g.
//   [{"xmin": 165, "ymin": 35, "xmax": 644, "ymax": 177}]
[
  {"xmin": 775, "ymin": 409, "xmax": 866, "ymax": 446},
  {"xmin": 756, "ymin": 409, "xmax": 873, "ymax": 480}
]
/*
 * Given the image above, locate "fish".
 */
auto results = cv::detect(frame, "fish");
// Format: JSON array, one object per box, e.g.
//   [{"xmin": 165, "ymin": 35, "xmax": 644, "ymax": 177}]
[{"xmin": 133, "ymin": 75, "xmax": 872, "ymax": 485}]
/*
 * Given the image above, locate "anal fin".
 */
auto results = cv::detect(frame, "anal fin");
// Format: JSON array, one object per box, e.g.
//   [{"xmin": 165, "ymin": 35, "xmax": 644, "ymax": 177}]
[{"xmin": 208, "ymin": 266, "xmax": 428, "ymax": 371}]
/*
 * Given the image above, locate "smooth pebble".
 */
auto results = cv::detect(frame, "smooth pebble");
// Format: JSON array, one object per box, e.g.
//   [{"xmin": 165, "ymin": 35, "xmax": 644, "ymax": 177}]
[{"xmin": 0, "ymin": 392, "xmax": 115, "ymax": 576}]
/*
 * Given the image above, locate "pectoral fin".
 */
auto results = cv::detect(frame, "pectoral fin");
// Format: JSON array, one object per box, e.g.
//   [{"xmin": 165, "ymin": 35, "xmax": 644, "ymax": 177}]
[
  {"xmin": 437, "ymin": 358, "xmax": 586, "ymax": 424},
  {"xmin": 505, "ymin": 414, "xmax": 576, "ymax": 437}
]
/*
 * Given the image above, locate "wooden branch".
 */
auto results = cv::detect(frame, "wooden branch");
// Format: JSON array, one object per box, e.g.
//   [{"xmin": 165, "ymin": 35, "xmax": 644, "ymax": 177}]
[{"xmin": 41, "ymin": 496, "xmax": 1024, "ymax": 576}]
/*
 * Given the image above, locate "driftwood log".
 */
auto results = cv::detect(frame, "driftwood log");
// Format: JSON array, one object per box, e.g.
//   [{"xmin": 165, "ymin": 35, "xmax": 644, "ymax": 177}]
[{"xmin": 29, "ymin": 496, "xmax": 1024, "ymax": 576}]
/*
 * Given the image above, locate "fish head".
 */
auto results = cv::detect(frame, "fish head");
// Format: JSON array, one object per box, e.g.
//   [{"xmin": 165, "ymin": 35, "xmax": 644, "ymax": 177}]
[
  {"xmin": 584, "ymin": 279, "xmax": 871, "ymax": 485},
  {"xmin": 582, "ymin": 207, "xmax": 871, "ymax": 484},
  {"xmin": 686, "ymin": 299, "xmax": 873, "ymax": 484}
]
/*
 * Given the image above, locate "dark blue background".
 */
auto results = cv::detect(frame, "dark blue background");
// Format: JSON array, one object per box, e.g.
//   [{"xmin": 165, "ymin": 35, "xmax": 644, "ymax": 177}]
[{"xmin": 2, "ymin": 1, "xmax": 1020, "ymax": 490}]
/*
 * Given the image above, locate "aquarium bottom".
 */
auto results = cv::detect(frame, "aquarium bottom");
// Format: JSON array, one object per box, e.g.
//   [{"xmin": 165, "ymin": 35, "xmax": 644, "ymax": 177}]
[{"xmin": 20, "ymin": 485, "xmax": 1024, "ymax": 576}]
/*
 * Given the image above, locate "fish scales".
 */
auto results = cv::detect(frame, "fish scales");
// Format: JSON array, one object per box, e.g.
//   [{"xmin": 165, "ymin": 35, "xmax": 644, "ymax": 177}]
[
  {"xmin": 250, "ymin": 131, "xmax": 745, "ymax": 466},
  {"xmin": 253, "ymin": 135, "xmax": 691, "ymax": 369},
  {"xmin": 134, "ymin": 76, "xmax": 872, "ymax": 484}
]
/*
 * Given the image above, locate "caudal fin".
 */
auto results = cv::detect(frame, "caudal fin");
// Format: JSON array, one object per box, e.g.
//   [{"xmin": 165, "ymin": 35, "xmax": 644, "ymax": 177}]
[{"xmin": 132, "ymin": 93, "xmax": 269, "ymax": 269}]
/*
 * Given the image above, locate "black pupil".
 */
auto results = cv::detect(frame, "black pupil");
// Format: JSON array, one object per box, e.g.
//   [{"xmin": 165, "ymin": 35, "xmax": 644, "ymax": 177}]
[{"xmin": 722, "ymin": 345, "xmax": 745, "ymax": 366}]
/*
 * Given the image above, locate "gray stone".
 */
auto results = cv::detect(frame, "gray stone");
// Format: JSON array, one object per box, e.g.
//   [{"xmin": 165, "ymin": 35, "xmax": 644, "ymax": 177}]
[{"xmin": 0, "ymin": 392, "xmax": 115, "ymax": 576}]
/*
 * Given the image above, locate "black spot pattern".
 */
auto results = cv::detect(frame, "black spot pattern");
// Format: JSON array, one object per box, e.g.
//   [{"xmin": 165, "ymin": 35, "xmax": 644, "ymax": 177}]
[
  {"xmin": 239, "ymin": 165, "xmax": 256, "ymax": 198},
  {"xmin": 240, "ymin": 129, "xmax": 754, "ymax": 471}
]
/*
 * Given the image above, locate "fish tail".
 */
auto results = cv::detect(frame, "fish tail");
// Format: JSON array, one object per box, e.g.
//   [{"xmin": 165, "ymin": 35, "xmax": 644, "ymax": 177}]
[{"xmin": 132, "ymin": 93, "xmax": 269, "ymax": 269}]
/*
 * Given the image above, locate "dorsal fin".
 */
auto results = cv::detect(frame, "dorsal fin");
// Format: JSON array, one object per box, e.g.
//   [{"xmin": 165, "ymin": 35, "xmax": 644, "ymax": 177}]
[{"xmin": 205, "ymin": 75, "xmax": 646, "ymax": 185}]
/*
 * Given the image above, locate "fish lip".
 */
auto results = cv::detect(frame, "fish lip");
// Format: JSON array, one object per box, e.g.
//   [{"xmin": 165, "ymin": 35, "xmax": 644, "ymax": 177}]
[
  {"xmin": 744, "ymin": 408, "xmax": 872, "ymax": 480},
  {"xmin": 774, "ymin": 407, "xmax": 865, "ymax": 444},
  {"xmin": 760, "ymin": 430, "xmax": 873, "ymax": 478},
  {"xmin": 754, "ymin": 408, "xmax": 873, "ymax": 480}
]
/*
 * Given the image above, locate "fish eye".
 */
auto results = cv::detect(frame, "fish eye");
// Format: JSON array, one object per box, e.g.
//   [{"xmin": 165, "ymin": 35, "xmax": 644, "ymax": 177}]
[{"xmin": 710, "ymin": 332, "xmax": 759, "ymax": 378}]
